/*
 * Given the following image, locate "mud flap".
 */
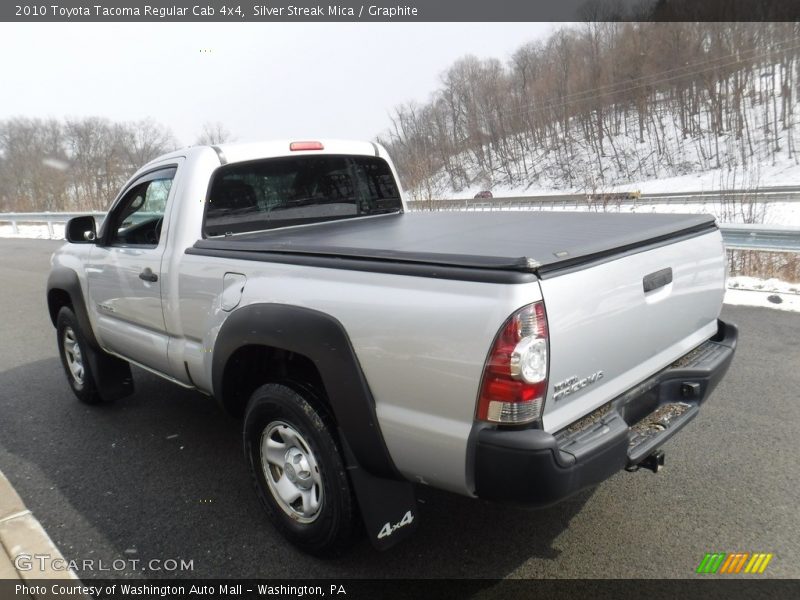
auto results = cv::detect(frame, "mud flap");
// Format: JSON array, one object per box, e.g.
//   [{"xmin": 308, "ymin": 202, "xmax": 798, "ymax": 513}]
[
  {"xmin": 340, "ymin": 435, "xmax": 418, "ymax": 551},
  {"xmin": 85, "ymin": 346, "xmax": 135, "ymax": 402}
]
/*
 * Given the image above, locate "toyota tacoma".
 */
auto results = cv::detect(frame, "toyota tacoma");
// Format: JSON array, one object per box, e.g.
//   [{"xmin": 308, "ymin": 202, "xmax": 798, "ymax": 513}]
[{"xmin": 47, "ymin": 140, "xmax": 737, "ymax": 555}]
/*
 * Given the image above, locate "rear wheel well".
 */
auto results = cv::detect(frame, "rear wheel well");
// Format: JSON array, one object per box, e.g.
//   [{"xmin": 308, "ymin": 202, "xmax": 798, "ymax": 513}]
[
  {"xmin": 47, "ymin": 289, "xmax": 73, "ymax": 326},
  {"xmin": 220, "ymin": 345, "xmax": 328, "ymax": 418}
]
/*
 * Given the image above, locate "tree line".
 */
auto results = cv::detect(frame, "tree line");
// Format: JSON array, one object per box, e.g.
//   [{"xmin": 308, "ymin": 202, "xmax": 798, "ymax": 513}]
[
  {"xmin": 378, "ymin": 22, "xmax": 800, "ymax": 199},
  {"xmin": 0, "ymin": 118, "xmax": 232, "ymax": 212}
]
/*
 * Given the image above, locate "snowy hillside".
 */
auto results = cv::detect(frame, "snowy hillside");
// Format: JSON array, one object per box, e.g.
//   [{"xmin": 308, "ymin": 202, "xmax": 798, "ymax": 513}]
[
  {"xmin": 424, "ymin": 82, "xmax": 800, "ymax": 202},
  {"xmin": 381, "ymin": 23, "xmax": 800, "ymax": 211}
]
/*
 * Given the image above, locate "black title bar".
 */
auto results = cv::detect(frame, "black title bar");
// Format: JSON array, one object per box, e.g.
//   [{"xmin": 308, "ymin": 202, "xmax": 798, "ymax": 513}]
[
  {"xmin": 3, "ymin": 0, "xmax": 800, "ymax": 22},
  {"xmin": 3, "ymin": 579, "xmax": 800, "ymax": 600}
]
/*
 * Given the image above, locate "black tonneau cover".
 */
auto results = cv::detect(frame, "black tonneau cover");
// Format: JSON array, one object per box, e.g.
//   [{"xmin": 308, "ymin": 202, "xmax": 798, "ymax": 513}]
[{"xmin": 189, "ymin": 211, "xmax": 717, "ymax": 278}]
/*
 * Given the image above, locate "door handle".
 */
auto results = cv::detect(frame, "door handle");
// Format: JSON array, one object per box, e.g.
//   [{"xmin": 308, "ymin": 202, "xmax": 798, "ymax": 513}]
[
  {"xmin": 643, "ymin": 267, "xmax": 672, "ymax": 293},
  {"xmin": 138, "ymin": 268, "xmax": 159, "ymax": 283}
]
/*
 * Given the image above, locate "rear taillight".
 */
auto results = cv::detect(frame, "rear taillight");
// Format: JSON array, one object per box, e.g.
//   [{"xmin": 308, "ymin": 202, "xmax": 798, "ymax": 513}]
[
  {"xmin": 476, "ymin": 302, "xmax": 549, "ymax": 425},
  {"xmin": 290, "ymin": 141, "xmax": 324, "ymax": 151}
]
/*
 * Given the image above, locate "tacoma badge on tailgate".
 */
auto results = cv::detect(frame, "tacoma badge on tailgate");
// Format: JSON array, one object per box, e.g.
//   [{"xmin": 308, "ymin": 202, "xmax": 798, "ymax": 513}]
[{"xmin": 554, "ymin": 370, "xmax": 604, "ymax": 401}]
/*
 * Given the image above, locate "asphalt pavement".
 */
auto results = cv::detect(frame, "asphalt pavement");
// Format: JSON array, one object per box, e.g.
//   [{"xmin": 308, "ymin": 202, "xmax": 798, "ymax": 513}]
[{"xmin": 0, "ymin": 238, "xmax": 798, "ymax": 579}]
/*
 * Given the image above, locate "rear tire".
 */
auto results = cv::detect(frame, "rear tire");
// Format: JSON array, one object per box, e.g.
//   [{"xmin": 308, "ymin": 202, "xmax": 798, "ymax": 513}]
[
  {"xmin": 56, "ymin": 306, "xmax": 102, "ymax": 404},
  {"xmin": 243, "ymin": 383, "xmax": 358, "ymax": 556}
]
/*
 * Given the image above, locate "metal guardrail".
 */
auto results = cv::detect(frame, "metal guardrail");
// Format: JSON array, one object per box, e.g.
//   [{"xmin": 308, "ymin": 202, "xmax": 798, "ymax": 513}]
[
  {"xmin": 719, "ymin": 224, "xmax": 800, "ymax": 253},
  {"xmin": 0, "ymin": 212, "xmax": 106, "ymax": 237},
  {"xmin": 408, "ymin": 186, "xmax": 800, "ymax": 212},
  {"xmin": 1, "ymin": 211, "xmax": 798, "ymax": 252}
]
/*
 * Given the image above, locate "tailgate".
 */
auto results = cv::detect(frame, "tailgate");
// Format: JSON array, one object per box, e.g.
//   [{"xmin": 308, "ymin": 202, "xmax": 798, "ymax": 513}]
[{"xmin": 539, "ymin": 229, "xmax": 727, "ymax": 433}]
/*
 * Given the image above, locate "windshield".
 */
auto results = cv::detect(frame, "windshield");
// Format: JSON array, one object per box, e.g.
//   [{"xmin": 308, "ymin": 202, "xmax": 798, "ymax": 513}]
[{"xmin": 204, "ymin": 154, "xmax": 402, "ymax": 236}]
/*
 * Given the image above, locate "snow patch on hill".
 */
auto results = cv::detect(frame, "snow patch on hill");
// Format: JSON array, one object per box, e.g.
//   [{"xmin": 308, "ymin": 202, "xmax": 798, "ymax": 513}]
[{"xmin": 451, "ymin": 156, "xmax": 800, "ymax": 201}]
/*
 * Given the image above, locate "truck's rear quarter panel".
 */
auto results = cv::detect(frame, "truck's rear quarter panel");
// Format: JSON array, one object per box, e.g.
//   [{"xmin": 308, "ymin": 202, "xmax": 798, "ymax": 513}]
[{"xmin": 178, "ymin": 254, "xmax": 542, "ymax": 494}]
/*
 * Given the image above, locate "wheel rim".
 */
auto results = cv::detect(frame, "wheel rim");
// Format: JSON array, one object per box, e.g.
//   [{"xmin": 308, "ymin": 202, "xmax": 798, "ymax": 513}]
[
  {"xmin": 63, "ymin": 327, "xmax": 84, "ymax": 385},
  {"xmin": 260, "ymin": 421, "xmax": 323, "ymax": 523}
]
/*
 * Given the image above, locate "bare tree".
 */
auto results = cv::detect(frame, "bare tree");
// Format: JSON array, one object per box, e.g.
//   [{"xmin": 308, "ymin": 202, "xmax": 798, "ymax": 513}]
[
  {"xmin": 124, "ymin": 118, "xmax": 177, "ymax": 167},
  {"xmin": 0, "ymin": 118, "xmax": 68, "ymax": 212},
  {"xmin": 195, "ymin": 121, "xmax": 234, "ymax": 145},
  {"xmin": 0, "ymin": 116, "xmax": 178, "ymax": 212}
]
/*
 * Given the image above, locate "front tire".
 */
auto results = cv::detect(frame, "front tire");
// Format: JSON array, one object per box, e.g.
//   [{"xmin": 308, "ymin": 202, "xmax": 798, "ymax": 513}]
[
  {"xmin": 243, "ymin": 383, "xmax": 357, "ymax": 556},
  {"xmin": 56, "ymin": 306, "xmax": 102, "ymax": 404}
]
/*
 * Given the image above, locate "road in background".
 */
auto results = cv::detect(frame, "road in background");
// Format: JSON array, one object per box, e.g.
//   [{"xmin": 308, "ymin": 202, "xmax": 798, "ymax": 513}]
[{"xmin": 0, "ymin": 239, "xmax": 798, "ymax": 579}]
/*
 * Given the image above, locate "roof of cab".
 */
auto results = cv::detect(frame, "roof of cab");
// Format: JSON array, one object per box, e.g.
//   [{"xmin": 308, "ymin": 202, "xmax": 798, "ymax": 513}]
[{"xmin": 142, "ymin": 139, "xmax": 382, "ymax": 171}]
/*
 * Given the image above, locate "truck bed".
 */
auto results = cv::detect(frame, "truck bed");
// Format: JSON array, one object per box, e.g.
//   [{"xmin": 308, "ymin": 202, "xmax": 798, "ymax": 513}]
[{"xmin": 189, "ymin": 211, "xmax": 716, "ymax": 278}]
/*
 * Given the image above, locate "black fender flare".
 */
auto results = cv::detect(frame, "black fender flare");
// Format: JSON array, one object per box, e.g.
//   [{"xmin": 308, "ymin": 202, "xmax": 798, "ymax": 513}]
[
  {"xmin": 212, "ymin": 303, "xmax": 400, "ymax": 481},
  {"xmin": 46, "ymin": 267, "xmax": 100, "ymax": 348},
  {"xmin": 46, "ymin": 267, "xmax": 134, "ymax": 401}
]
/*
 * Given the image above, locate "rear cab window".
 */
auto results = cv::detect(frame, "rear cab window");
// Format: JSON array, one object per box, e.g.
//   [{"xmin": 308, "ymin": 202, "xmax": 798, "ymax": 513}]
[{"xmin": 203, "ymin": 154, "xmax": 402, "ymax": 236}]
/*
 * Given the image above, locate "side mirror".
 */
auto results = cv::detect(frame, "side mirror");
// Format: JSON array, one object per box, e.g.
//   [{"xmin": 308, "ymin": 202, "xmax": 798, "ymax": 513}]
[{"xmin": 65, "ymin": 216, "xmax": 97, "ymax": 244}]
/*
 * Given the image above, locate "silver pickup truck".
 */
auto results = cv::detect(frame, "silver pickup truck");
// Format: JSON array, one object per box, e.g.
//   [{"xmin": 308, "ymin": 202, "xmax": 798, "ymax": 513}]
[{"xmin": 47, "ymin": 140, "xmax": 737, "ymax": 555}]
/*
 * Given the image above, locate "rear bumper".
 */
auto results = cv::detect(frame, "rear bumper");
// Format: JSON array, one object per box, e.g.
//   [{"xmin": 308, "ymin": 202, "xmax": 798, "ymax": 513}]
[{"xmin": 472, "ymin": 319, "xmax": 737, "ymax": 505}]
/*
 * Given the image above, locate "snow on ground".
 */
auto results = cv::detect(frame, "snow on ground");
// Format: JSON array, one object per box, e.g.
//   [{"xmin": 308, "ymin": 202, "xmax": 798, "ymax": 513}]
[
  {"xmin": 725, "ymin": 276, "xmax": 800, "ymax": 312},
  {"xmin": 452, "ymin": 158, "xmax": 800, "ymax": 201},
  {"xmin": 0, "ymin": 223, "xmax": 65, "ymax": 240},
  {"xmin": 618, "ymin": 160, "xmax": 800, "ymax": 195},
  {"xmin": 438, "ymin": 147, "xmax": 800, "ymax": 225}
]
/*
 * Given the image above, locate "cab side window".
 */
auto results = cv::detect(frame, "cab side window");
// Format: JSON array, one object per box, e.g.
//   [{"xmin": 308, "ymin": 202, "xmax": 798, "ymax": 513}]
[{"xmin": 105, "ymin": 168, "xmax": 176, "ymax": 247}]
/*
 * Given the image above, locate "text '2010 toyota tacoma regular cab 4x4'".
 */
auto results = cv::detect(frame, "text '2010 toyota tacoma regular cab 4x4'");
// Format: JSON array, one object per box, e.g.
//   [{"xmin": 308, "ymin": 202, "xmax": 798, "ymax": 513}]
[{"xmin": 47, "ymin": 140, "xmax": 737, "ymax": 555}]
